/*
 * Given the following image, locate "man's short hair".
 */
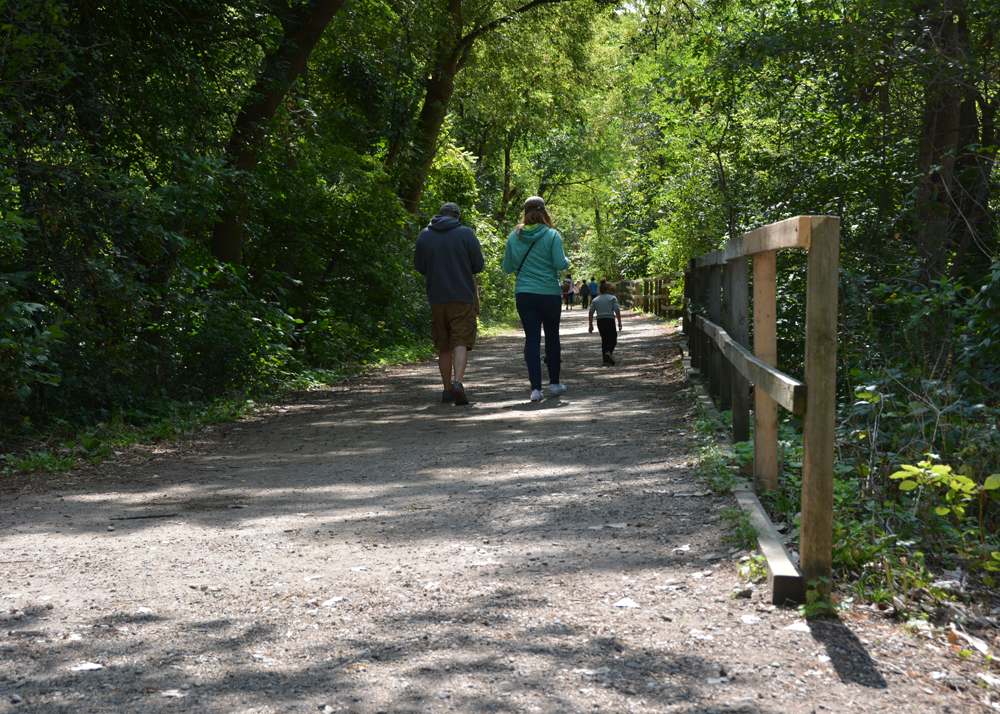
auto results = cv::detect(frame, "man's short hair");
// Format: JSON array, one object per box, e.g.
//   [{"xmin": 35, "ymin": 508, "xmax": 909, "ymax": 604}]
[{"xmin": 439, "ymin": 202, "xmax": 461, "ymax": 218}]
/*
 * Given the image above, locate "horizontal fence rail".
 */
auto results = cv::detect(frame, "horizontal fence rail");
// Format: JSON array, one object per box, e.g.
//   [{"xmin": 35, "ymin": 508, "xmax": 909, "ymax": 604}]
[
  {"xmin": 682, "ymin": 215, "xmax": 840, "ymax": 601},
  {"xmin": 631, "ymin": 275, "xmax": 682, "ymax": 318}
]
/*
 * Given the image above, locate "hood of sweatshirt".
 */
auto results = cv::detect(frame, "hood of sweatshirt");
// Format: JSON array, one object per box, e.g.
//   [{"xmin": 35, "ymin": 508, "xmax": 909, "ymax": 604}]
[
  {"xmin": 513, "ymin": 223, "xmax": 553, "ymax": 244},
  {"xmin": 428, "ymin": 215, "xmax": 462, "ymax": 232}
]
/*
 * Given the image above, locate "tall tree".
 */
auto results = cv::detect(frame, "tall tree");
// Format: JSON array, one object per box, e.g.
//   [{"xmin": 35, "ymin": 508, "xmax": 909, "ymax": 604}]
[
  {"xmin": 211, "ymin": 0, "xmax": 345, "ymax": 265},
  {"xmin": 395, "ymin": 0, "xmax": 580, "ymax": 215}
]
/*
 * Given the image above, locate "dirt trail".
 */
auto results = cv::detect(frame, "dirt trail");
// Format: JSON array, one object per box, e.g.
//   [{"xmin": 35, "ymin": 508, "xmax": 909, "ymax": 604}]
[{"xmin": 1, "ymin": 309, "xmax": 996, "ymax": 713}]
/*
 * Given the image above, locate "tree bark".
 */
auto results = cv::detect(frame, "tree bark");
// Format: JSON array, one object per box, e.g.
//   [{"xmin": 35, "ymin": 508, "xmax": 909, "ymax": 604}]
[
  {"xmin": 497, "ymin": 135, "xmax": 520, "ymax": 221},
  {"xmin": 210, "ymin": 0, "xmax": 344, "ymax": 265},
  {"xmin": 912, "ymin": 0, "xmax": 968, "ymax": 279},
  {"xmin": 397, "ymin": 0, "xmax": 573, "ymax": 215},
  {"xmin": 397, "ymin": 0, "xmax": 465, "ymax": 215},
  {"xmin": 948, "ymin": 91, "xmax": 998, "ymax": 278}
]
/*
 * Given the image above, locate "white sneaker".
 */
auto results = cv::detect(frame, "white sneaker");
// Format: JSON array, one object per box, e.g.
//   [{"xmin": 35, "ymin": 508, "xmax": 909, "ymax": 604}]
[
  {"xmin": 530, "ymin": 389, "xmax": 543, "ymax": 401},
  {"xmin": 549, "ymin": 383, "xmax": 567, "ymax": 395}
]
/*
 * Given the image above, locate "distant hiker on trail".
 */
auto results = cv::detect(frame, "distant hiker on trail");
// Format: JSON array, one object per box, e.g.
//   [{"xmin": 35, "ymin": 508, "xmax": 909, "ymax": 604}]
[
  {"xmin": 414, "ymin": 202, "xmax": 485, "ymax": 406},
  {"xmin": 562, "ymin": 272, "xmax": 574, "ymax": 310},
  {"xmin": 502, "ymin": 195, "xmax": 571, "ymax": 402},
  {"xmin": 580, "ymin": 277, "xmax": 593, "ymax": 310},
  {"xmin": 589, "ymin": 281, "xmax": 622, "ymax": 366}
]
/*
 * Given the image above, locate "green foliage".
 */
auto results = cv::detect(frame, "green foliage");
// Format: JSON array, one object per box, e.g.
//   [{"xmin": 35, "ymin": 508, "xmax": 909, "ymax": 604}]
[
  {"xmin": 737, "ymin": 552, "xmax": 767, "ymax": 582},
  {"xmin": 889, "ymin": 456, "xmax": 1000, "ymax": 581},
  {"xmin": 0, "ymin": 276, "xmax": 65, "ymax": 409},
  {"xmin": 472, "ymin": 218, "xmax": 518, "ymax": 326},
  {"xmin": 798, "ymin": 578, "xmax": 847, "ymax": 619},
  {"xmin": 719, "ymin": 507, "xmax": 760, "ymax": 551},
  {"xmin": 696, "ymin": 445, "xmax": 743, "ymax": 493}
]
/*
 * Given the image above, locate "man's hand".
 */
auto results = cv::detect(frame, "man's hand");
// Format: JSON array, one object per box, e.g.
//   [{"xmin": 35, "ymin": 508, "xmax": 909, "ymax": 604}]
[{"xmin": 588, "ymin": 324, "xmax": 594, "ymax": 333}]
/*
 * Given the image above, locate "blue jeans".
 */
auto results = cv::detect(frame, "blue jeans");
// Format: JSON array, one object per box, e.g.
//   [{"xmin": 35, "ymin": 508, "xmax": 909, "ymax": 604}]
[{"xmin": 515, "ymin": 292, "xmax": 562, "ymax": 390}]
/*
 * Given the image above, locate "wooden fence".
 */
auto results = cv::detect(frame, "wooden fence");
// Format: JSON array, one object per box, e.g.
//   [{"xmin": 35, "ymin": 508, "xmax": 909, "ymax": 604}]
[
  {"xmin": 631, "ymin": 275, "xmax": 681, "ymax": 317},
  {"xmin": 683, "ymin": 215, "xmax": 840, "ymax": 596}
]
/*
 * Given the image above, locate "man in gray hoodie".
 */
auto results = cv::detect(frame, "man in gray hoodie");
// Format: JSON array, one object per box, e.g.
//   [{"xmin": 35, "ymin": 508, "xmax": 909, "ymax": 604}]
[{"xmin": 414, "ymin": 202, "xmax": 485, "ymax": 405}]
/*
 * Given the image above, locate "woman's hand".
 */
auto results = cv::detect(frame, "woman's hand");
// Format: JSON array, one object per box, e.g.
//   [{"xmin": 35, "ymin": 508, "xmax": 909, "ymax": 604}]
[{"xmin": 588, "ymin": 325, "xmax": 594, "ymax": 333}]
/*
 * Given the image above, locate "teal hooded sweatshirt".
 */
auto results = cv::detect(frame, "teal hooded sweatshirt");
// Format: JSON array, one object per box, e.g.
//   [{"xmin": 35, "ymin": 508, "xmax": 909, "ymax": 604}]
[{"xmin": 502, "ymin": 224, "xmax": 571, "ymax": 295}]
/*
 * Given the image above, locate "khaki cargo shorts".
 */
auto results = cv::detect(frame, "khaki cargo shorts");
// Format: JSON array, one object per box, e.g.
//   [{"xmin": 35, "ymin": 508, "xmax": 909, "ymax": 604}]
[{"xmin": 430, "ymin": 301, "xmax": 478, "ymax": 353}]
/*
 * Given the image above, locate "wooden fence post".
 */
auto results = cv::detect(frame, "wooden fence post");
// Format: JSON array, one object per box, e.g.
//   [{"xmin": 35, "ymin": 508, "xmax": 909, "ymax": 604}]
[
  {"xmin": 684, "ymin": 261, "xmax": 694, "ymax": 357},
  {"xmin": 698, "ymin": 266, "xmax": 710, "ymax": 375},
  {"xmin": 708, "ymin": 263, "xmax": 724, "ymax": 405},
  {"xmin": 728, "ymin": 256, "xmax": 751, "ymax": 443},
  {"xmin": 753, "ymin": 251, "xmax": 779, "ymax": 492},
  {"xmin": 718, "ymin": 265, "xmax": 732, "ymax": 411},
  {"xmin": 800, "ymin": 216, "xmax": 840, "ymax": 597}
]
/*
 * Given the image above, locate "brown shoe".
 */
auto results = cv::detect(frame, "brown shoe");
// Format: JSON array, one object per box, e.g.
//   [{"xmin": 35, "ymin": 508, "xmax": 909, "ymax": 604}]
[{"xmin": 452, "ymin": 381, "xmax": 469, "ymax": 406}]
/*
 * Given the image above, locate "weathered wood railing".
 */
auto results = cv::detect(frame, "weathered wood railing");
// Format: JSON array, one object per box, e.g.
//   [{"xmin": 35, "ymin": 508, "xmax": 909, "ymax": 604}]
[
  {"xmin": 631, "ymin": 275, "xmax": 682, "ymax": 317},
  {"xmin": 684, "ymin": 215, "xmax": 840, "ymax": 598}
]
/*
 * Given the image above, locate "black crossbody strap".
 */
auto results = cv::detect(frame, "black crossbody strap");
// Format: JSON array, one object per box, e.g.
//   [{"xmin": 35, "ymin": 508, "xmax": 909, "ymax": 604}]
[{"xmin": 515, "ymin": 227, "xmax": 536, "ymax": 276}]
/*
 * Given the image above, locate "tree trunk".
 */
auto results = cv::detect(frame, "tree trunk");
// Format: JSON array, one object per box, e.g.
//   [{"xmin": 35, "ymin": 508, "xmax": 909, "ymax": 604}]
[
  {"xmin": 948, "ymin": 91, "xmax": 998, "ymax": 279},
  {"xmin": 210, "ymin": 0, "xmax": 344, "ymax": 265},
  {"xmin": 396, "ymin": 0, "xmax": 573, "ymax": 215},
  {"xmin": 912, "ymin": 0, "xmax": 968, "ymax": 279},
  {"xmin": 397, "ymin": 0, "xmax": 464, "ymax": 215},
  {"xmin": 496, "ymin": 137, "xmax": 520, "ymax": 221}
]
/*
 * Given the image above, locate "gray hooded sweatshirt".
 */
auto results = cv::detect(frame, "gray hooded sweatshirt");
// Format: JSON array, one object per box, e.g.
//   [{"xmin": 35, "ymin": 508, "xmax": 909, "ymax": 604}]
[{"xmin": 414, "ymin": 215, "xmax": 485, "ymax": 304}]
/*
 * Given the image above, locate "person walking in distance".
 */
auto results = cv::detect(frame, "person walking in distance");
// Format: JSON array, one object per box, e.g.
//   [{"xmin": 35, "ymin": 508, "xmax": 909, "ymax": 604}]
[
  {"xmin": 580, "ymin": 278, "xmax": 592, "ymax": 310},
  {"xmin": 502, "ymin": 196, "xmax": 571, "ymax": 401},
  {"xmin": 414, "ymin": 202, "xmax": 484, "ymax": 405},
  {"xmin": 588, "ymin": 281, "xmax": 622, "ymax": 366},
  {"xmin": 562, "ymin": 273, "xmax": 574, "ymax": 310}
]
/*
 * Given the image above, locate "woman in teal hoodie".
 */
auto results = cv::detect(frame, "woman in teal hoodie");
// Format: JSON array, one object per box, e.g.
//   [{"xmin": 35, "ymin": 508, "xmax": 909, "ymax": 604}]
[{"xmin": 502, "ymin": 196, "xmax": 572, "ymax": 401}]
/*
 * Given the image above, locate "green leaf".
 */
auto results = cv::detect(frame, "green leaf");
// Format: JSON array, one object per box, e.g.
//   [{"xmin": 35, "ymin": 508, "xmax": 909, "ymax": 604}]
[
  {"xmin": 983, "ymin": 475, "xmax": 1000, "ymax": 491},
  {"xmin": 934, "ymin": 507, "xmax": 950, "ymax": 516},
  {"xmin": 897, "ymin": 480, "xmax": 919, "ymax": 491}
]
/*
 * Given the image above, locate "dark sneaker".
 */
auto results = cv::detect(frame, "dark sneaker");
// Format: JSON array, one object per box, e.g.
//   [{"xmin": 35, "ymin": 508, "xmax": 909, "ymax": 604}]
[
  {"xmin": 604, "ymin": 352, "xmax": 616, "ymax": 366},
  {"xmin": 442, "ymin": 389, "xmax": 454, "ymax": 403},
  {"xmin": 452, "ymin": 381, "xmax": 469, "ymax": 406}
]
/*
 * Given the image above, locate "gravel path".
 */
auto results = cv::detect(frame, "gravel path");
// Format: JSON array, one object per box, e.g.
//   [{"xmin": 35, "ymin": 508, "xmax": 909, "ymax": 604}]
[{"xmin": 2, "ymin": 308, "xmax": 998, "ymax": 714}]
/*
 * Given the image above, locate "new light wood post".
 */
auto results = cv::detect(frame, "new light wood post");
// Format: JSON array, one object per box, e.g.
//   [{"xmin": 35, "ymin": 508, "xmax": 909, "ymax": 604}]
[
  {"xmin": 800, "ymin": 216, "xmax": 840, "ymax": 597},
  {"xmin": 728, "ymin": 256, "xmax": 751, "ymax": 443},
  {"xmin": 753, "ymin": 251, "xmax": 779, "ymax": 492}
]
